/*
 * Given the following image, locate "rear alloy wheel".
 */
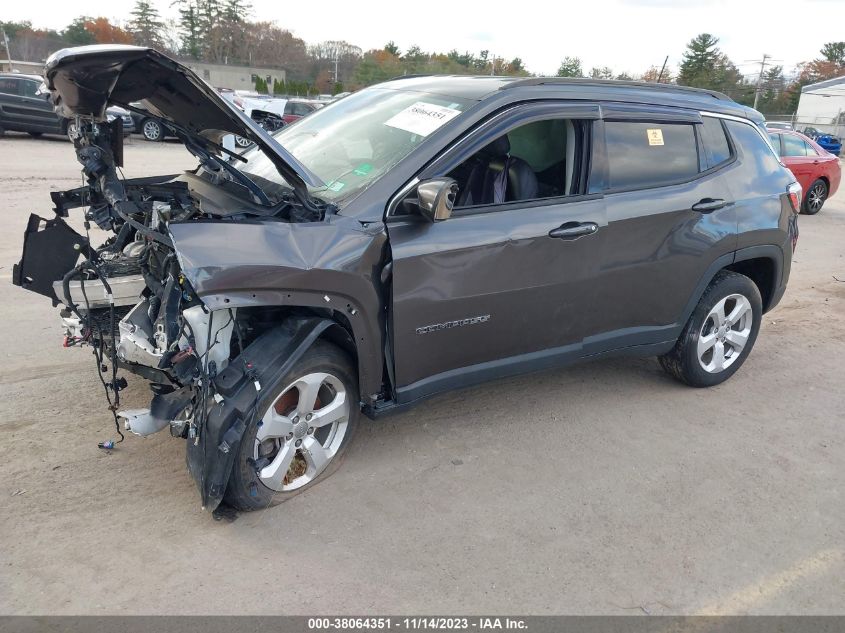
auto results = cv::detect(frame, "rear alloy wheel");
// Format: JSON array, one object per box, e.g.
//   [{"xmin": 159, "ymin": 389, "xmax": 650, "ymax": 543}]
[
  {"xmin": 802, "ymin": 179, "xmax": 827, "ymax": 215},
  {"xmin": 142, "ymin": 119, "xmax": 164, "ymax": 142},
  {"xmin": 659, "ymin": 270, "xmax": 762, "ymax": 387},
  {"xmin": 66, "ymin": 120, "xmax": 78, "ymax": 141},
  {"xmin": 225, "ymin": 342, "xmax": 359, "ymax": 511}
]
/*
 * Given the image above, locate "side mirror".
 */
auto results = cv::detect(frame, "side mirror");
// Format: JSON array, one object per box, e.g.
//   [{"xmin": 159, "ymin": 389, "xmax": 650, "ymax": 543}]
[{"xmin": 416, "ymin": 177, "xmax": 458, "ymax": 222}]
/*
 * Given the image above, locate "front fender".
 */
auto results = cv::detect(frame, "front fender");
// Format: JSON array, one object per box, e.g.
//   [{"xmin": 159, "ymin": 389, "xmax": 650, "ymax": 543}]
[
  {"xmin": 186, "ymin": 316, "xmax": 339, "ymax": 512},
  {"xmin": 168, "ymin": 216, "xmax": 387, "ymax": 402}
]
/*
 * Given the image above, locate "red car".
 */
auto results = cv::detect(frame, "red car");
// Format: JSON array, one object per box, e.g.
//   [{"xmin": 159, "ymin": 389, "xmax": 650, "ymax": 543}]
[
  {"xmin": 281, "ymin": 99, "xmax": 324, "ymax": 125},
  {"xmin": 767, "ymin": 128, "xmax": 841, "ymax": 214}
]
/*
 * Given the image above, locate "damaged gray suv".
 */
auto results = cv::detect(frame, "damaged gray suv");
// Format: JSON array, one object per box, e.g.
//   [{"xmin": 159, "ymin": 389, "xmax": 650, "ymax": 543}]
[{"xmin": 14, "ymin": 46, "xmax": 800, "ymax": 513}]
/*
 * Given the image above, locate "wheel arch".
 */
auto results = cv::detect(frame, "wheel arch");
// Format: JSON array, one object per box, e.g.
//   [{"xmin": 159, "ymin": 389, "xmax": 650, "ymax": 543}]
[
  {"xmin": 681, "ymin": 246, "xmax": 784, "ymax": 326},
  {"xmin": 204, "ymin": 293, "xmax": 384, "ymax": 403},
  {"xmin": 725, "ymin": 255, "xmax": 779, "ymax": 313}
]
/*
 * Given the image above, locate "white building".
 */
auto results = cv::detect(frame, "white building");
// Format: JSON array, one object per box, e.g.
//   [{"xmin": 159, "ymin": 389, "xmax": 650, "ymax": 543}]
[
  {"xmin": 795, "ymin": 75, "xmax": 845, "ymax": 135},
  {"xmin": 182, "ymin": 61, "xmax": 285, "ymax": 91}
]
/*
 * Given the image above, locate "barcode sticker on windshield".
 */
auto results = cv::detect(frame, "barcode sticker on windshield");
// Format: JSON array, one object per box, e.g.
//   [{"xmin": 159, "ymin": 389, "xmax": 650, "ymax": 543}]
[{"xmin": 384, "ymin": 102, "xmax": 461, "ymax": 137}]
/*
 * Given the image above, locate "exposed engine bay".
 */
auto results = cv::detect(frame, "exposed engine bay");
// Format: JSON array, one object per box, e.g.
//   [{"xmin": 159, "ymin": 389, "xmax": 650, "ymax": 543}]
[{"xmin": 13, "ymin": 113, "xmax": 339, "ymax": 507}]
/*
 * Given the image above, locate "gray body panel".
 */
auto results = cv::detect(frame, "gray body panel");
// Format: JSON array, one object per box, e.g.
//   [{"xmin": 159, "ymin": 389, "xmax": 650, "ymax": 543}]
[{"xmin": 168, "ymin": 216, "xmax": 388, "ymax": 400}]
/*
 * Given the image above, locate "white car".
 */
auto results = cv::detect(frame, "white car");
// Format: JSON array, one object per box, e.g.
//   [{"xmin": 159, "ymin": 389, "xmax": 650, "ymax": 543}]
[
  {"xmin": 219, "ymin": 90, "xmax": 288, "ymax": 147},
  {"xmin": 765, "ymin": 121, "xmax": 794, "ymax": 131}
]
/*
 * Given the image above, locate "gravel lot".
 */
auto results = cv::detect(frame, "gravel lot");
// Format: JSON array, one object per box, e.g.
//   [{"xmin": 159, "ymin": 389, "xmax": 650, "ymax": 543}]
[{"xmin": 1, "ymin": 132, "xmax": 843, "ymax": 615}]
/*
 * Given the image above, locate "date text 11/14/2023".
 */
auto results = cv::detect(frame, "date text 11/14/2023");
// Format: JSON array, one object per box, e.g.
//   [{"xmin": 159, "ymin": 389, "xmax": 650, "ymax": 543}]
[{"xmin": 307, "ymin": 617, "xmax": 528, "ymax": 630}]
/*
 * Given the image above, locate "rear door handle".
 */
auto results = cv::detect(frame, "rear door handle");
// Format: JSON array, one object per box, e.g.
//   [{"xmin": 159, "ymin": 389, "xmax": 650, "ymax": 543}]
[
  {"xmin": 691, "ymin": 198, "xmax": 729, "ymax": 213},
  {"xmin": 549, "ymin": 221, "xmax": 599, "ymax": 240}
]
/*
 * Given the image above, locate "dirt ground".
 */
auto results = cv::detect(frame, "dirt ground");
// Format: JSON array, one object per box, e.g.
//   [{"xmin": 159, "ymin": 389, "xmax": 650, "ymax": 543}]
[{"xmin": 0, "ymin": 133, "xmax": 843, "ymax": 615}]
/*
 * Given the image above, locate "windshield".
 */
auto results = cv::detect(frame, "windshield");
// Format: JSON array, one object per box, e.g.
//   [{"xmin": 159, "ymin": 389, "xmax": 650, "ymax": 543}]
[{"xmin": 237, "ymin": 87, "xmax": 473, "ymax": 205}]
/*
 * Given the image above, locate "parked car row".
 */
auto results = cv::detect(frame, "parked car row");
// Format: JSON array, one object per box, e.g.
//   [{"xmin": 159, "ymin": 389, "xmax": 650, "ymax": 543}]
[{"xmin": 1, "ymin": 71, "xmax": 324, "ymax": 143}]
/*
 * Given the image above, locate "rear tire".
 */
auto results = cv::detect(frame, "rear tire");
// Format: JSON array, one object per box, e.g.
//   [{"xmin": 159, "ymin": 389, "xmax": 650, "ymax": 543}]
[
  {"xmin": 225, "ymin": 341, "xmax": 359, "ymax": 511},
  {"xmin": 802, "ymin": 179, "xmax": 827, "ymax": 215},
  {"xmin": 659, "ymin": 270, "xmax": 762, "ymax": 387}
]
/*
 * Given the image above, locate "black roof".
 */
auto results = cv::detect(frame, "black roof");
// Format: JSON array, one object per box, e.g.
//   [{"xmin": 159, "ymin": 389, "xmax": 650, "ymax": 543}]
[{"xmin": 378, "ymin": 75, "xmax": 761, "ymax": 121}]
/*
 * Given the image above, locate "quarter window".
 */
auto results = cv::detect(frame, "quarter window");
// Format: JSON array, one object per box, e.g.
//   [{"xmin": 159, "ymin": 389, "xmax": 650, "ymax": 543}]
[
  {"xmin": 605, "ymin": 121, "xmax": 699, "ymax": 189},
  {"xmin": 768, "ymin": 133, "xmax": 783, "ymax": 155},
  {"xmin": 700, "ymin": 117, "xmax": 732, "ymax": 168}
]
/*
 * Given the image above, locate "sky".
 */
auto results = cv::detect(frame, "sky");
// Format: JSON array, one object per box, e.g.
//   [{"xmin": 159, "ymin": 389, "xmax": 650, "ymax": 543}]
[{"xmin": 3, "ymin": 0, "xmax": 844, "ymax": 78}]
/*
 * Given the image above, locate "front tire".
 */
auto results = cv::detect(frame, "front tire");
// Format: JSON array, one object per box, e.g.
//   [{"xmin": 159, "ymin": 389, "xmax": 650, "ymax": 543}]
[
  {"xmin": 802, "ymin": 179, "xmax": 827, "ymax": 215},
  {"xmin": 225, "ymin": 341, "xmax": 359, "ymax": 511},
  {"xmin": 659, "ymin": 270, "xmax": 762, "ymax": 387}
]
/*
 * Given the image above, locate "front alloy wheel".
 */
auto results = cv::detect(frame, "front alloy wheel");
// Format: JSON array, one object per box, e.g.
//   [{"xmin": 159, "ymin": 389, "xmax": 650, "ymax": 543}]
[
  {"xmin": 225, "ymin": 341, "xmax": 359, "ymax": 511},
  {"xmin": 254, "ymin": 371, "xmax": 351, "ymax": 492},
  {"xmin": 234, "ymin": 135, "xmax": 252, "ymax": 148}
]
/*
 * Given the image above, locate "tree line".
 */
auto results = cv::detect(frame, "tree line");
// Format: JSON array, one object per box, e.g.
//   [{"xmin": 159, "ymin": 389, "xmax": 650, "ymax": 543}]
[
  {"xmin": 555, "ymin": 35, "xmax": 845, "ymax": 115},
  {"xmin": 2, "ymin": 5, "xmax": 844, "ymax": 112}
]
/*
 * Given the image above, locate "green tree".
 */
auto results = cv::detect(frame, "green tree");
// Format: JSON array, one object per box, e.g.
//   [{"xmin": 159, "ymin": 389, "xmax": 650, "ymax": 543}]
[
  {"xmin": 556, "ymin": 56, "xmax": 582, "ymax": 77},
  {"xmin": 678, "ymin": 33, "xmax": 721, "ymax": 87},
  {"xmin": 176, "ymin": 0, "xmax": 203, "ymax": 58},
  {"xmin": 128, "ymin": 0, "xmax": 164, "ymax": 48},
  {"xmin": 223, "ymin": 0, "xmax": 251, "ymax": 21},
  {"xmin": 589, "ymin": 66, "xmax": 613, "ymax": 79},
  {"xmin": 756, "ymin": 65, "xmax": 788, "ymax": 114},
  {"xmin": 384, "ymin": 41, "xmax": 400, "ymax": 56},
  {"xmin": 677, "ymin": 33, "xmax": 751, "ymax": 104},
  {"xmin": 819, "ymin": 42, "xmax": 845, "ymax": 65},
  {"xmin": 63, "ymin": 17, "xmax": 96, "ymax": 45},
  {"xmin": 447, "ymin": 50, "xmax": 475, "ymax": 68}
]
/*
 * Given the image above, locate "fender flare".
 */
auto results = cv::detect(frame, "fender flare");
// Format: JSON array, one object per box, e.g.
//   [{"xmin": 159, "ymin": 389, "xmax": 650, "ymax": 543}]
[
  {"xmin": 679, "ymin": 244, "xmax": 785, "ymax": 329},
  {"xmin": 186, "ymin": 316, "xmax": 352, "ymax": 512}
]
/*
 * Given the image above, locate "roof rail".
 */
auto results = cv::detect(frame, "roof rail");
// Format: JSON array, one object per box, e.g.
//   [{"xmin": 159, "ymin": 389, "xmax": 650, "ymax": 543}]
[
  {"xmin": 384, "ymin": 73, "xmax": 436, "ymax": 82},
  {"xmin": 501, "ymin": 77, "xmax": 731, "ymax": 101}
]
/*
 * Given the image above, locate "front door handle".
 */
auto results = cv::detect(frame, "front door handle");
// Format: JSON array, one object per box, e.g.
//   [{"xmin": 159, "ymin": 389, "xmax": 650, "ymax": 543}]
[
  {"xmin": 691, "ymin": 198, "xmax": 729, "ymax": 213},
  {"xmin": 549, "ymin": 221, "xmax": 599, "ymax": 240}
]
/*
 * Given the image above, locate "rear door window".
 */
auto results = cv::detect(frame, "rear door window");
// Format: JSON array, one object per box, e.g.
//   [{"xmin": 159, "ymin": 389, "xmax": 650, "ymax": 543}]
[
  {"xmin": 782, "ymin": 134, "xmax": 809, "ymax": 157},
  {"xmin": 605, "ymin": 121, "xmax": 699, "ymax": 189}
]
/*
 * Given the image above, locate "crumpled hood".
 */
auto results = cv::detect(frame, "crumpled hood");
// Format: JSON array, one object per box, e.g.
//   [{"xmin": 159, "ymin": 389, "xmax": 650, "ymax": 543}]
[{"xmin": 44, "ymin": 45, "xmax": 323, "ymax": 189}]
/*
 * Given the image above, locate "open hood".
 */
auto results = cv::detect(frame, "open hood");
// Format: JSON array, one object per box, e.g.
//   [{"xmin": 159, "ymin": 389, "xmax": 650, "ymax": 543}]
[{"xmin": 45, "ymin": 45, "xmax": 323, "ymax": 190}]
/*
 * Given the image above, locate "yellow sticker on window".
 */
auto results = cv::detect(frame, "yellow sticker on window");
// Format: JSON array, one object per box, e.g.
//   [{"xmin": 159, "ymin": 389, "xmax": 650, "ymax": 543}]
[{"xmin": 647, "ymin": 128, "xmax": 664, "ymax": 146}]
